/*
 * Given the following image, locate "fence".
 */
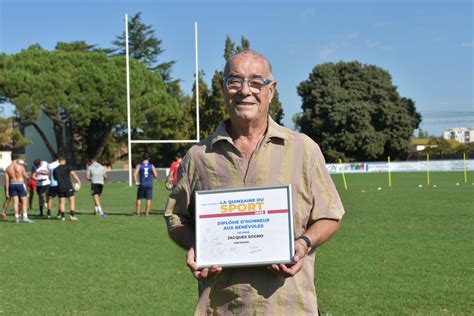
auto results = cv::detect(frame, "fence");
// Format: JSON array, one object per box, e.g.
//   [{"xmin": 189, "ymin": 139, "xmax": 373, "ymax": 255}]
[
  {"xmin": 326, "ymin": 159, "xmax": 474, "ymax": 174},
  {"xmin": 1, "ymin": 160, "xmax": 472, "ymax": 187},
  {"xmin": 0, "ymin": 168, "xmax": 169, "ymax": 187}
]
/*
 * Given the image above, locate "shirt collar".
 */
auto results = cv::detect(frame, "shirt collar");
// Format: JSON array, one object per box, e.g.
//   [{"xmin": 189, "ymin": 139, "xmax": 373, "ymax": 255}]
[{"xmin": 210, "ymin": 116, "xmax": 288, "ymax": 149}]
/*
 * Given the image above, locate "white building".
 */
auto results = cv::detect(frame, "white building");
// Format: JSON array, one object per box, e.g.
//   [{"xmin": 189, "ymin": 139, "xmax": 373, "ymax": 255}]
[{"xmin": 443, "ymin": 127, "xmax": 474, "ymax": 144}]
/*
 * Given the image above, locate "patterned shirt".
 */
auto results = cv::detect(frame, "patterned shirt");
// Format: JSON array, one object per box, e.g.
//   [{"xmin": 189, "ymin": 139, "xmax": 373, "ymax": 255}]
[{"xmin": 164, "ymin": 116, "xmax": 345, "ymax": 315}]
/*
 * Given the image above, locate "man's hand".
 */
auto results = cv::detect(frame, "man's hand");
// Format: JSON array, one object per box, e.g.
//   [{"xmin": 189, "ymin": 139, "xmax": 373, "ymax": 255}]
[
  {"xmin": 186, "ymin": 247, "xmax": 222, "ymax": 280},
  {"xmin": 267, "ymin": 238, "xmax": 307, "ymax": 278}
]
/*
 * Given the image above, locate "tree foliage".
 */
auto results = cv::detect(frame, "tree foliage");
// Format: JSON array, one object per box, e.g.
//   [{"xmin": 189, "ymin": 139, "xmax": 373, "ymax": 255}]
[
  {"xmin": 0, "ymin": 45, "xmax": 181, "ymax": 166},
  {"xmin": 269, "ymin": 90, "xmax": 284, "ymax": 125},
  {"xmin": 0, "ymin": 114, "xmax": 30, "ymax": 150},
  {"xmin": 110, "ymin": 11, "xmax": 191, "ymax": 165},
  {"xmin": 425, "ymin": 138, "xmax": 473, "ymax": 155},
  {"xmin": 112, "ymin": 12, "xmax": 175, "ymax": 83},
  {"xmin": 55, "ymin": 41, "xmax": 109, "ymax": 54},
  {"xmin": 199, "ymin": 70, "xmax": 227, "ymax": 139},
  {"xmin": 417, "ymin": 129, "xmax": 430, "ymax": 138},
  {"xmin": 297, "ymin": 61, "xmax": 421, "ymax": 162}
]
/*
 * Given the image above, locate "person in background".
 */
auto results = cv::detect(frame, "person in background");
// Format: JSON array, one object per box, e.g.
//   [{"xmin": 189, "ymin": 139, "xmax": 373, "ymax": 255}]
[
  {"xmin": 164, "ymin": 50, "xmax": 344, "ymax": 314},
  {"xmin": 47, "ymin": 155, "xmax": 60, "ymax": 219},
  {"xmin": 166, "ymin": 153, "xmax": 182, "ymax": 190},
  {"xmin": 133, "ymin": 153, "xmax": 157, "ymax": 217},
  {"xmin": 26, "ymin": 176, "xmax": 36, "ymax": 210},
  {"xmin": 86, "ymin": 158, "xmax": 107, "ymax": 216},
  {"xmin": 53, "ymin": 156, "xmax": 81, "ymax": 221},
  {"xmin": 32, "ymin": 159, "xmax": 50, "ymax": 217},
  {"xmin": 5, "ymin": 156, "xmax": 33, "ymax": 223}
]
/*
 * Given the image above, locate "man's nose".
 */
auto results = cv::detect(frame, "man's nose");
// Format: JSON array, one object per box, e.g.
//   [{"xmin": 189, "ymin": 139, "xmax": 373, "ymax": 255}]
[{"xmin": 239, "ymin": 80, "xmax": 252, "ymax": 96}]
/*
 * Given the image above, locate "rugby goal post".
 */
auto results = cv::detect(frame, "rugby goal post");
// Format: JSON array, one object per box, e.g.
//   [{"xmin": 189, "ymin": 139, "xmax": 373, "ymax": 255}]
[{"xmin": 125, "ymin": 14, "xmax": 200, "ymax": 186}]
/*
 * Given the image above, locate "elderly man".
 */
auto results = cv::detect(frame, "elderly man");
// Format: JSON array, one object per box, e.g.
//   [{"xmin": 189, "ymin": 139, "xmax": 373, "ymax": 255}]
[{"xmin": 164, "ymin": 50, "xmax": 345, "ymax": 314}]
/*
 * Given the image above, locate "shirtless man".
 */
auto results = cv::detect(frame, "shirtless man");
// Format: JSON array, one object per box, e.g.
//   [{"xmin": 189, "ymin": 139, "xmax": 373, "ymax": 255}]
[{"xmin": 5, "ymin": 157, "xmax": 33, "ymax": 223}]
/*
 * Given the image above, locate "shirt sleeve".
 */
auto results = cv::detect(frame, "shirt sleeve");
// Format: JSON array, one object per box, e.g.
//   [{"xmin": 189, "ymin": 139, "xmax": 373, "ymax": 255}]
[
  {"xmin": 163, "ymin": 156, "xmax": 195, "ymax": 230},
  {"xmin": 308, "ymin": 143, "xmax": 345, "ymax": 224}
]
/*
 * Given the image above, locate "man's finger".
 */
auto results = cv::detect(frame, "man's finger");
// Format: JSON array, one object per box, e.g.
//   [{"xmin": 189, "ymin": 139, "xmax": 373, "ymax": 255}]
[
  {"xmin": 293, "ymin": 241, "xmax": 306, "ymax": 262},
  {"xmin": 209, "ymin": 265, "xmax": 222, "ymax": 274},
  {"xmin": 200, "ymin": 268, "xmax": 209, "ymax": 278}
]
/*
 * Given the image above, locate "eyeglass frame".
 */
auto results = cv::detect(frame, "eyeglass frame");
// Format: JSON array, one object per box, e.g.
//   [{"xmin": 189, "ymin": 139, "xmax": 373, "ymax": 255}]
[{"xmin": 221, "ymin": 76, "xmax": 274, "ymax": 93}]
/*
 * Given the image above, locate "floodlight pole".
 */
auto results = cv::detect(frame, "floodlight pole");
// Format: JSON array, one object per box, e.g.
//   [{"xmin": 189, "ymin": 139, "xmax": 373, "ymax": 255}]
[
  {"xmin": 195, "ymin": 21, "xmax": 200, "ymax": 143},
  {"xmin": 125, "ymin": 13, "xmax": 133, "ymax": 187}
]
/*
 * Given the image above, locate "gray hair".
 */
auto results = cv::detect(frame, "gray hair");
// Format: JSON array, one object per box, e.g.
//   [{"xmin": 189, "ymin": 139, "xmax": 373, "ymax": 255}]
[{"xmin": 223, "ymin": 50, "xmax": 273, "ymax": 79}]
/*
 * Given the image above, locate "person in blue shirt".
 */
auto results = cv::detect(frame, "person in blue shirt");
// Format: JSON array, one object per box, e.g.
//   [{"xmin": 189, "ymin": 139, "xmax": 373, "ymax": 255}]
[{"xmin": 133, "ymin": 153, "xmax": 157, "ymax": 216}]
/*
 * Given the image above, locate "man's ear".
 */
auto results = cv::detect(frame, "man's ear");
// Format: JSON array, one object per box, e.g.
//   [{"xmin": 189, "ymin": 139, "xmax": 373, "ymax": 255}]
[{"xmin": 269, "ymin": 81, "xmax": 277, "ymax": 102}]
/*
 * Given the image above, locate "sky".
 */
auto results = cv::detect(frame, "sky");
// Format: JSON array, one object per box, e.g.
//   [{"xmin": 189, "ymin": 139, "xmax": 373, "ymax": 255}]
[{"xmin": 1, "ymin": 0, "xmax": 472, "ymax": 136}]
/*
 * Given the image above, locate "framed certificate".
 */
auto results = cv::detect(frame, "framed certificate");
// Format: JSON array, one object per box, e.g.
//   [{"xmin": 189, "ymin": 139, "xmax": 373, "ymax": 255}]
[{"xmin": 195, "ymin": 185, "xmax": 294, "ymax": 268}]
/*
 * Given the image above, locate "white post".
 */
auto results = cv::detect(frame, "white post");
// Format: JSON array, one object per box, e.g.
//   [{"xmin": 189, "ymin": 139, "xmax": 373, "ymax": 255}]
[
  {"xmin": 195, "ymin": 21, "xmax": 200, "ymax": 143},
  {"xmin": 125, "ymin": 13, "xmax": 133, "ymax": 187}
]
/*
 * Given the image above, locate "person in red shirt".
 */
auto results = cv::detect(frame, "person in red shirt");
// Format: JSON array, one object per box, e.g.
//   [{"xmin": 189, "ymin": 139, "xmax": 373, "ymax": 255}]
[
  {"xmin": 27, "ymin": 176, "xmax": 37, "ymax": 210},
  {"xmin": 166, "ymin": 153, "xmax": 182, "ymax": 189}
]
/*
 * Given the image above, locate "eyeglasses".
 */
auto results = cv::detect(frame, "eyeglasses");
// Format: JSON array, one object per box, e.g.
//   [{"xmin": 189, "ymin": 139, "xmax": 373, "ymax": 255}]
[{"xmin": 222, "ymin": 77, "xmax": 273, "ymax": 93}]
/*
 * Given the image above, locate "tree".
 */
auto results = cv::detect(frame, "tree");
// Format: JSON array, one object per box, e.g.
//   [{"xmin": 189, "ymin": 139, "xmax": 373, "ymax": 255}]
[
  {"xmin": 187, "ymin": 70, "xmax": 209, "ymax": 140},
  {"xmin": 423, "ymin": 138, "xmax": 473, "ymax": 157},
  {"xmin": 0, "ymin": 46, "xmax": 75, "ymax": 159},
  {"xmin": 269, "ymin": 90, "xmax": 284, "ymax": 125},
  {"xmin": 202, "ymin": 70, "xmax": 228, "ymax": 139},
  {"xmin": 55, "ymin": 41, "xmax": 105, "ymax": 53},
  {"xmin": 112, "ymin": 12, "xmax": 175, "ymax": 83},
  {"xmin": 235, "ymin": 36, "xmax": 250, "ymax": 53},
  {"xmin": 0, "ymin": 114, "xmax": 30, "ymax": 150},
  {"xmin": 297, "ymin": 61, "xmax": 421, "ymax": 162},
  {"xmin": 0, "ymin": 45, "xmax": 182, "ymax": 166},
  {"xmin": 417, "ymin": 129, "xmax": 429, "ymax": 138},
  {"xmin": 223, "ymin": 36, "xmax": 234, "ymax": 60}
]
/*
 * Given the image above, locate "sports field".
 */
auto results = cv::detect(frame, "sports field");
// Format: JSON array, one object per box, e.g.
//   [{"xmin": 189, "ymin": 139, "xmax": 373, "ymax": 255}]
[{"xmin": 0, "ymin": 172, "xmax": 472, "ymax": 315}]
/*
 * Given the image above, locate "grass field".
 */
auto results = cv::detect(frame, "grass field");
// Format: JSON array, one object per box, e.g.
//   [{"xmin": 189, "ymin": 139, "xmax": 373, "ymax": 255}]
[{"xmin": 0, "ymin": 172, "xmax": 472, "ymax": 315}]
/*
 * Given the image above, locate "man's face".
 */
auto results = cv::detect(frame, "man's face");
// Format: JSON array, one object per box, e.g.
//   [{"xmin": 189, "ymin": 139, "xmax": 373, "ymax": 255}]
[{"xmin": 223, "ymin": 53, "xmax": 276, "ymax": 123}]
